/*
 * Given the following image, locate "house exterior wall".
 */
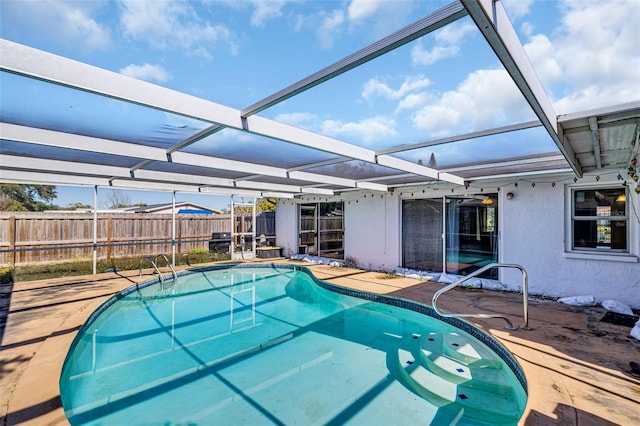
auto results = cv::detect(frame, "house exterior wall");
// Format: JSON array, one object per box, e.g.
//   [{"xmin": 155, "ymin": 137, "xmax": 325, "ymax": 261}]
[
  {"xmin": 342, "ymin": 191, "xmax": 401, "ymax": 271},
  {"xmin": 276, "ymin": 173, "xmax": 640, "ymax": 308},
  {"xmin": 275, "ymin": 199, "xmax": 299, "ymax": 258},
  {"xmin": 501, "ymin": 175, "xmax": 639, "ymax": 307}
]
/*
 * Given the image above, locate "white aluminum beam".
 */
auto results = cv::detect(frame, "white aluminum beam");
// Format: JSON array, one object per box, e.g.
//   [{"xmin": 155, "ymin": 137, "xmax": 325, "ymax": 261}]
[
  {"xmin": 262, "ymin": 192, "xmax": 295, "ymax": 199},
  {"xmin": 439, "ymin": 172, "xmax": 465, "ymax": 185},
  {"xmin": 376, "ymin": 154, "xmax": 438, "ymax": 179},
  {"xmin": 241, "ymin": 1, "xmax": 467, "ymax": 116},
  {"xmin": 132, "ymin": 169, "xmax": 234, "ymax": 187},
  {"xmin": 0, "ymin": 154, "xmax": 130, "ymax": 178},
  {"xmin": 108, "ymin": 179, "xmax": 204, "ymax": 193},
  {"xmin": 376, "ymin": 154, "xmax": 465, "ymax": 185},
  {"xmin": 377, "ymin": 120, "xmax": 541, "ymax": 155},
  {"xmin": 1, "ymin": 40, "xmax": 467, "ymax": 186},
  {"xmin": 198, "ymin": 186, "xmax": 294, "ymax": 198},
  {"xmin": 288, "ymin": 171, "xmax": 356, "ymax": 188},
  {"xmin": 355, "ymin": 181, "xmax": 388, "ymax": 192},
  {"xmin": 558, "ymin": 101, "xmax": 640, "ymax": 124},
  {"xmin": 1, "ymin": 122, "xmax": 167, "ymax": 161},
  {"xmin": 1, "ymin": 123, "xmax": 284, "ymax": 178},
  {"xmin": 441, "ymin": 153, "xmax": 568, "ymax": 174},
  {"xmin": 0, "ymin": 122, "xmax": 398, "ymax": 190},
  {"xmin": 0, "ymin": 169, "xmax": 110, "ymax": 187},
  {"xmin": 169, "ymin": 151, "xmax": 287, "ymax": 179},
  {"xmin": 465, "ymin": 168, "xmax": 574, "ymax": 182},
  {"xmin": 299, "ymin": 188, "xmax": 335, "ymax": 195},
  {"xmin": 244, "ymin": 115, "xmax": 376, "ymax": 163},
  {"xmin": 0, "ymin": 39, "xmax": 241, "ymax": 128},
  {"xmin": 235, "ymin": 180, "xmax": 308, "ymax": 193},
  {"xmin": 461, "ymin": 0, "xmax": 581, "ymax": 177}
]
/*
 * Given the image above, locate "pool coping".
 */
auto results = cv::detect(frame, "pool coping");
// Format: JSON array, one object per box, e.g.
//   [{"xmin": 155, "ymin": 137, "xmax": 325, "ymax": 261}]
[{"xmin": 2, "ymin": 260, "xmax": 639, "ymax": 425}]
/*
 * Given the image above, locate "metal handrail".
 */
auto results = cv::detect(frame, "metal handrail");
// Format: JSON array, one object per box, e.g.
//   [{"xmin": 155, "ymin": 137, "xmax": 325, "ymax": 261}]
[
  {"xmin": 139, "ymin": 256, "xmax": 164, "ymax": 284},
  {"xmin": 155, "ymin": 253, "xmax": 178, "ymax": 282},
  {"xmin": 432, "ymin": 263, "xmax": 529, "ymax": 331},
  {"xmin": 138, "ymin": 254, "xmax": 178, "ymax": 287}
]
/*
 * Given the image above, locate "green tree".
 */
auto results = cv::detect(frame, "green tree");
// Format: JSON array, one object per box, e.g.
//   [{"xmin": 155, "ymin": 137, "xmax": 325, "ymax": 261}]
[
  {"xmin": 0, "ymin": 184, "xmax": 57, "ymax": 211},
  {"xmin": 256, "ymin": 198, "xmax": 276, "ymax": 213},
  {"xmin": 229, "ymin": 198, "xmax": 277, "ymax": 214}
]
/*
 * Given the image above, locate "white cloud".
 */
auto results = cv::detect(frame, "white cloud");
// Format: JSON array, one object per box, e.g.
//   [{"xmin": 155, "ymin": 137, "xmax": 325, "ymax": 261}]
[
  {"xmin": 119, "ymin": 0, "xmax": 238, "ymax": 58},
  {"xmin": 63, "ymin": 6, "xmax": 111, "ymax": 49},
  {"xmin": 2, "ymin": 0, "xmax": 110, "ymax": 50},
  {"xmin": 217, "ymin": 0, "xmax": 290, "ymax": 27},
  {"xmin": 346, "ymin": 0, "xmax": 414, "ymax": 37},
  {"xmin": 395, "ymin": 92, "xmax": 430, "ymax": 114},
  {"xmin": 524, "ymin": 0, "xmax": 640, "ymax": 113},
  {"xmin": 347, "ymin": 0, "xmax": 382, "ymax": 20},
  {"xmin": 520, "ymin": 21, "xmax": 534, "ymax": 38},
  {"xmin": 274, "ymin": 112, "xmax": 318, "ymax": 127},
  {"xmin": 120, "ymin": 63, "xmax": 172, "ymax": 83},
  {"xmin": 249, "ymin": 0, "xmax": 287, "ymax": 27},
  {"xmin": 321, "ymin": 116, "xmax": 397, "ymax": 144},
  {"xmin": 411, "ymin": 22, "xmax": 475, "ymax": 66},
  {"xmin": 411, "ymin": 44, "xmax": 460, "ymax": 66},
  {"xmin": 502, "ymin": 0, "xmax": 534, "ymax": 20},
  {"xmin": 362, "ymin": 75, "xmax": 431, "ymax": 102},
  {"xmin": 316, "ymin": 10, "xmax": 345, "ymax": 49},
  {"xmin": 434, "ymin": 21, "xmax": 476, "ymax": 45},
  {"xmin": 411, "ymin": 69, "xmax": 532, "ymax": 136}
]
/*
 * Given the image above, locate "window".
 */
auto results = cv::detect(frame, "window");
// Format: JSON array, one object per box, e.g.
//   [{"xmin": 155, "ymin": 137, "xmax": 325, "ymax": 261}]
[{"xmin": 571, "ymin": 187, "xmax": 628, "ymax": 252}]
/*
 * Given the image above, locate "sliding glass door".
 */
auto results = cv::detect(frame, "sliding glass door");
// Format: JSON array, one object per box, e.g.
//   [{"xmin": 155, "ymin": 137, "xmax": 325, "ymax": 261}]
[
  {"xmin": 403, "ymin": 195, "xmax": 498, "ymax": 279},
  {"xmin": 402, "ymin": 198, "xmax": 443, "ymax": 271},
  {"xmin": 299, "ymin": 202, "xmax": 344, "ymax": 259}
]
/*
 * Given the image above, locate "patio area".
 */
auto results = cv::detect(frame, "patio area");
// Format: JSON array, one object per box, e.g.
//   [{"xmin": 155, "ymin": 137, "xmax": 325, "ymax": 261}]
[{"xmin": 1, "ymin": 260, "xmax": 639, "ymax": 425}]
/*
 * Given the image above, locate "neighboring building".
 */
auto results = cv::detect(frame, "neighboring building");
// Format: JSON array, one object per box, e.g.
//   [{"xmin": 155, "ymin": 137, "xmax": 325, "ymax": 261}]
[{"xmin": 127, "ymin": 202, "xmax": 221, "ymax": 215}]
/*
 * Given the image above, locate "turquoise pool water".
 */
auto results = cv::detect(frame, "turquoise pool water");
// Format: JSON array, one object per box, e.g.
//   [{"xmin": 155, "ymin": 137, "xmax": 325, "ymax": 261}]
[{"xmin": 60, "ymin": 264, "xmax": 527, "ymax": 425}]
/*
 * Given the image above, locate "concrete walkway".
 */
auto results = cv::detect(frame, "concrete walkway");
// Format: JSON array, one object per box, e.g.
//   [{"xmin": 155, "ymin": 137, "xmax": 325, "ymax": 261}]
[{"xmin": 2, "ymin": 260, "xmax": 639, "ymax": 425}]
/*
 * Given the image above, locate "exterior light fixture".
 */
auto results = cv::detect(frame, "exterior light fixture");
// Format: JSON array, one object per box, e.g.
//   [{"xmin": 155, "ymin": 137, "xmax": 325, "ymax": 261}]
[{"xmin": 506, "ymin": 192, "xmax": 514, "ymax": 200}]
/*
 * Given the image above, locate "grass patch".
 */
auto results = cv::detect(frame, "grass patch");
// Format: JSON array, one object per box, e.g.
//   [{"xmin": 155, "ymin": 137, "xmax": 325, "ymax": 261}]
[{"xmin": 8, "ymin": 250, "xmax": 232, "ymax": 282}]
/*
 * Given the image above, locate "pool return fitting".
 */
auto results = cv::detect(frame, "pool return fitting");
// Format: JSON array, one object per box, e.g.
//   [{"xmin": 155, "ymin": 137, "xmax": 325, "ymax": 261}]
[{"xmin": 432, "ymin": 263, "xmax": 529, "ymax": 331}]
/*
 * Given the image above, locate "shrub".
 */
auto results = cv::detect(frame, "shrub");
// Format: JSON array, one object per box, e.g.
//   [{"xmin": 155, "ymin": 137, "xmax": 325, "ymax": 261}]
[{"xmin": 0, "ymin": 266, "xmax": 12, "ymax": 284}]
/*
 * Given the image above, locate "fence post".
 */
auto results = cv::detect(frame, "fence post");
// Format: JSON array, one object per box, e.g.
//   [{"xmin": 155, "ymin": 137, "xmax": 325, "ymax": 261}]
[
  {"xmin": 106, "ymin": 215, "xmax": 113, "ymax": 261},
  {"xmin": 177, "ymin": 216, "xmax": 182, "ymax": 257},
  {"xmin": 8, "ymin": 215, "xmax": 16, "ymax": 281}
]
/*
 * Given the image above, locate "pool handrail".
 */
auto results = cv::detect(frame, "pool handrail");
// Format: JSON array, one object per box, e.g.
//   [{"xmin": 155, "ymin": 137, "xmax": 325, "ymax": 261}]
[
  {"xmin": 138, "ymin": 254, "xmax": 177, "ymax": 286},
  {"xmin": 432, "ymin": 263, "xmax": 529, "ymax": 331},
  {"xmin": 155, "ymin": 253, "xmax": 178, "ymax": 282}
]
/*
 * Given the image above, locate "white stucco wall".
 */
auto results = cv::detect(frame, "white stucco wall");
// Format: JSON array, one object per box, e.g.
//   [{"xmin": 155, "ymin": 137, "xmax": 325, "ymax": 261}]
[
  {"xmin": 500, "ymin": 175, "xmax": 639, "ymax": 307},
  {"xmin": 275, "ymin": 174, "xmax": 640, "ymax": 308},
  {"xmin": 275, "ymin": 199, "xmax": 299, "ymax": 258},
  {"xmin": 342, "ymin": 191, "xmax": 401, "ymax": 271}
]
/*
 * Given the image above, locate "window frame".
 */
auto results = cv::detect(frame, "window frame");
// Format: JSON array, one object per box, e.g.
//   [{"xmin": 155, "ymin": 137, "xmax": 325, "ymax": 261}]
[{"xmin": 567, "ymin": 184, "xmax": 629, "ymax": 255}]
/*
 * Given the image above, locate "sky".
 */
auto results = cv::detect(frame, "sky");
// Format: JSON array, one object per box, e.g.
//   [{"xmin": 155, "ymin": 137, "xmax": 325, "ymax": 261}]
[{"xmin": 1, "ymin": 0, "xmax": 639, "ymax": 210}]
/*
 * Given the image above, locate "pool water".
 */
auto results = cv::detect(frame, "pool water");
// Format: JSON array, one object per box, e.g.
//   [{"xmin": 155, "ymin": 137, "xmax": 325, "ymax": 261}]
[{"xmin": 60, "ymin": 265, "xmax": 527, "ymax": 425}]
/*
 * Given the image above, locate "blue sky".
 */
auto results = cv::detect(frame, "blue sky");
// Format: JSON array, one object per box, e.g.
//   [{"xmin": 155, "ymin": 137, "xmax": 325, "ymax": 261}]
[{"xmin": 1, "ymin": 0, "xmax": 639, "ymax": 209}]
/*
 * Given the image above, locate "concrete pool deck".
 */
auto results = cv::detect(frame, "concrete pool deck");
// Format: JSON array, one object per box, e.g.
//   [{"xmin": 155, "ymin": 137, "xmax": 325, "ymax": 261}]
[{"xmin": 1, "ymin": 260, "xmax": 639, "ymax": 425}]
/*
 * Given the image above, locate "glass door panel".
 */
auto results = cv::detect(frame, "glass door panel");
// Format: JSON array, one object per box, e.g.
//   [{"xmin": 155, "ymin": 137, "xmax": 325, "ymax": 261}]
[
  {"xmin": 402, "ymin": 199, "xmax": 443, "ymax": 271},
  {"xmin": 445, "ymin": 195, "xmax": 498, "ymax": 279},
  {"xmin": 318, "ymin": 202, "xmax": 344, "ymax": 259},
  {"xmin": 299, "ymin": 204, "xmax": 317, "ymax": 255}
]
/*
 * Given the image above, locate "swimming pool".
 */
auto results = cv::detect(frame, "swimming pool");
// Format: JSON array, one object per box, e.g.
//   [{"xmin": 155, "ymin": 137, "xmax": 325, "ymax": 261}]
[{"xmin": 60, "ymin": 264, "xmax": 527, "ymax": 425}]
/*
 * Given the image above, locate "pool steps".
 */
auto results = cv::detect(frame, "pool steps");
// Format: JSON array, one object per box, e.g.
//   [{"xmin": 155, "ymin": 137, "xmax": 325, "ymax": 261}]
[{"xmin": 397, "ymin": 331, "xmax": 524, "ymax": 425}]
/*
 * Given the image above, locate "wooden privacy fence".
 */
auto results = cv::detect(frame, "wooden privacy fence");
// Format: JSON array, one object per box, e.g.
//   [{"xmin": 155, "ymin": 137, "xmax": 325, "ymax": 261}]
[{"xmin": 0, "ymin": 212, "xmax": 276, "ymax": 266}]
